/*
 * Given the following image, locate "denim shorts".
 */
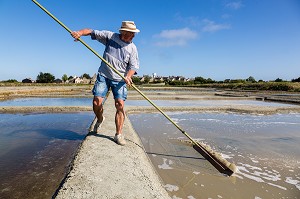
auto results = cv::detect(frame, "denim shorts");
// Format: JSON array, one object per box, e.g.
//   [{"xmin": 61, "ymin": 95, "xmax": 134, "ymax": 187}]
[{"xmin": 92, "ymin": 74, "xmax": 127, "ymax": 101}]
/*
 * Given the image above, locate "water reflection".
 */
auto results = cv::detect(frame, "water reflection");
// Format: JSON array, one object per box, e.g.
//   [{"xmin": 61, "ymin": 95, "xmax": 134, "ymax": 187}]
[
  {"xmin": 9, "ymin": 128, "xmax": 85, "ymax": 140},
  {"xmin": 0, "ymin": 112, "xmax": 93, "ymax": 199}
]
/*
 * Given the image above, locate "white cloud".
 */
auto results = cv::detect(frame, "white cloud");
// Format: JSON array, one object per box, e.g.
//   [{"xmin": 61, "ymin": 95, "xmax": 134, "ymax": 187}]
[
  {"xmin": 154, "ymin": 28, "xmax": 198, "ymax": 47},
  {"xmin": 202, "ymin": 19, "xmax": 231, "ymax": 32},
  {"xmin": 226, "ymin": 1, "xmax": 243, "ymax": 10},
  {"xmin": 222, "ymin": 14, "xmax": 231, "ymax": 19},
  {"xmin": 175, "ymin": 13, "xmax": 201, "ymax": 27},
  {"xmin": 155, "ymin": 39, "xmax": 187, "ymax": 47},
  {"xmin": 157, "ymin": 28, "xmax": 197, "ymax": 39}
]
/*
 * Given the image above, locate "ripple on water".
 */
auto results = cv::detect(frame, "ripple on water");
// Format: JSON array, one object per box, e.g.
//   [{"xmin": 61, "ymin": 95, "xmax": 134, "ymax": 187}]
[{"xmin": 128, "ymin": 112, "xmax": 300, "ymax": 198}]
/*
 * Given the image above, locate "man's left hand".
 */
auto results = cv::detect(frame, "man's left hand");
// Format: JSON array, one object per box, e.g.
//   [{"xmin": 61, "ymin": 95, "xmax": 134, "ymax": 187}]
[{"xmin": 125, "ymin": 76, "xmax": 133, "ymax": 86}]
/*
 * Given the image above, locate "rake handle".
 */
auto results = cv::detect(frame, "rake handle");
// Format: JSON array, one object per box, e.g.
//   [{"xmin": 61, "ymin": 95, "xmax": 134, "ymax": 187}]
[{"xmin": 32, "ymin": 0, "xmax": 202, "ymax": 150}]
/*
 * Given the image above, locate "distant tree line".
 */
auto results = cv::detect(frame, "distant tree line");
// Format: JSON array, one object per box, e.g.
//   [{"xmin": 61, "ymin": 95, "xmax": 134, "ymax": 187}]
[
  {"xmin": 0, "ymin": 72, "xmax": 93, "ymax": 84},
  {"xmin": 165, "ymin": 76, "xmax": 300, "ymax": 86},
  {"xmin": 1, "ymin": 79, "xmax": 18, "ymax": 83},
  {"xmin": 292, "ymin": 77, "xmax": 300, "ymax": 82},
  {"xmin": 35, "ymin": 72, "xmax": 92, "ymax": 83},
  {"xmin": 2, "ymin": 73, "xmax": 300, "ymax": 88},
  {"xmin": 36, "ymin": 72, "xmax": 55, "ymax": 83}
]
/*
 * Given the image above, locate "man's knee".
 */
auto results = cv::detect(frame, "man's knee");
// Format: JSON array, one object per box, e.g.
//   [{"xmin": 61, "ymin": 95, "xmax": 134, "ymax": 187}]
[
  {"xmin": 115, "ymin": 99, "xmax": 124, "ymax": 111},
  {"xmin": 93, "ymin": 96, "xmax": 104, "ymax": 107}
]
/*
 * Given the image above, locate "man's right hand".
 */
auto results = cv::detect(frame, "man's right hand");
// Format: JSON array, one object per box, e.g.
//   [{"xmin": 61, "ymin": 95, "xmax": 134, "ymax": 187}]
[{"xmin": 71, "ymin": 31, "xmax": 81, "ymax": 41}]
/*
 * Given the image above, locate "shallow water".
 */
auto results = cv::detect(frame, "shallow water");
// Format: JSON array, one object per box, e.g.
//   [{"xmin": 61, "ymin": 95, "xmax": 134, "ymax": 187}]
[
  {"xmin": 0, "ymin": 97, "xmax": 92, "ymax": 106},
  {"xmin": 0, "ymin": 97, "xmax": 297, "ymax": 108},
  {"xmin": 129, "ymin": 112, "xmax": 300, "ymax": 199},
  {"xmin": 0, "ymin": 112, "xmax": 93, "ymax": 199},
  {"xmin": 126, "ymin": 99, "xmax": 297, "ymax": 107}
]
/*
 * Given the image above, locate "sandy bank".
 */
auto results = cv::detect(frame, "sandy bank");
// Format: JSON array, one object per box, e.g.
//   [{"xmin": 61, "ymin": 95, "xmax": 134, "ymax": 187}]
[
  {"xmin": 1, "ymin": 104, "xmax": 299, "ymax": 115},
  {"xmin": 0, "ymin": 85, "xmax": 92, "ymax": 100}
]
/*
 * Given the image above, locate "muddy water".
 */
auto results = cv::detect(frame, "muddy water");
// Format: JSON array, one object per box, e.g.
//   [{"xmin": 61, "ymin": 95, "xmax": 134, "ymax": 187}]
[
  {"xmin": 1, "ymin": 98, "xmax": 298, "ymax": 108},
  {"xmin": 126, "ymin": 99, "xmax": 298, "ymax": 107},
  {"xmin": 0, "ymin": 97, "xmax": 92, "ymax": 106},
  {"xmin": 0, "ymin": 112, "xmax": 93, "ymax": 199},
  {"xmin": 128, "ymin": 112, "xmax": 300, "ymax": 199}
]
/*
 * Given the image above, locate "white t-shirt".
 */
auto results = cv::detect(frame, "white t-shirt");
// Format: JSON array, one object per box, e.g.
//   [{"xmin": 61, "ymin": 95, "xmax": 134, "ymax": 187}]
[{"xmin": 91, "ymin": 30, "xmax": 139, "ymax": 81}]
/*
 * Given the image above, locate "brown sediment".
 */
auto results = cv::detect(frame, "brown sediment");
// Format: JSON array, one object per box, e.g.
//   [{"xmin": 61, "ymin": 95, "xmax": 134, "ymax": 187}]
[
  {"xmin": 0, "ymin": 85, "xmax": 93, "ymax": 100},
  {"xmin": 0, "ymin": 106, "xmax": 92, "ymax": 113}
]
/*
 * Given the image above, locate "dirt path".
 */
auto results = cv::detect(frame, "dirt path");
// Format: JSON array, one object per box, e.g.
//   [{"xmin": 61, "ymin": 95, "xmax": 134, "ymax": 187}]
[{"xmin": 54, "ymin": 94, "xmax": 170, "ymax": 199}]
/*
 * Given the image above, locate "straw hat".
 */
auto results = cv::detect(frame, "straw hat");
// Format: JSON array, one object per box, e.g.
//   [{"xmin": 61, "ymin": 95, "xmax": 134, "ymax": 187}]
[{"xmin": 119, "ymin": 21, "xmax": 140, "ymax": 33}]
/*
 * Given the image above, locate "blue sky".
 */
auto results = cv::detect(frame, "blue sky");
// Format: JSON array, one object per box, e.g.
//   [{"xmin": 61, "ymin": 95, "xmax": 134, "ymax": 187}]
[{"xmin": 0, "ymin": 0, "xmax": 299, "ymax": 82}]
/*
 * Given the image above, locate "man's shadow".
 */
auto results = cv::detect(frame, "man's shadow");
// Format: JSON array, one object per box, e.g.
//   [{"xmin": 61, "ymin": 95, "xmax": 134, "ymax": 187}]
[
  {"xmin": 87, "ymin": 131, "xmax": 144, "ymax": 148},
  {"xmin": 87, "ymin": 131, "xmax": 115, "ymax": 142}
]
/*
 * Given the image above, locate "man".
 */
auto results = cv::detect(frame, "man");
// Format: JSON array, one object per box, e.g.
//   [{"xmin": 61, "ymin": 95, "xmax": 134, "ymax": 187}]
[{"xmin": 71, "ymin": 21, "xmax": 140, "ymax": 146}]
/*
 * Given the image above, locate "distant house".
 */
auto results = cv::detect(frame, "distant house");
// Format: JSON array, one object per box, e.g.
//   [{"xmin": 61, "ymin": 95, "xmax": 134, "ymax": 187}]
[
  {"xmin": 74, "ymin": 77, "xmax": 83, "ymax": 84},
  {"xmin": 168, "ymin": 76, "xmax": 176, "ymax": 82},
  {"xmin": 66, "ymin": 76, "xmax": 79, "ymax": 84},
  {"xmin": 22, "ymin": 78, "xmax": 34, "ymax": 83},
  {"xmin": 81, "ymin": 77, "xmax": 90, "ymax": 84},
  {"xmin": 54, "ymin": 78, "xmax": 63, "ymax": 83},
  {"xmin": 154, "ymin": 77, "xmax": 164, "ymax": 82},
  {"xmin": 65, "ymin": 76, "xmax": 91, "ymax": 84},
  {"xmin": 90, "ymin": 73, "xmax": 97, "ymax": 84}
]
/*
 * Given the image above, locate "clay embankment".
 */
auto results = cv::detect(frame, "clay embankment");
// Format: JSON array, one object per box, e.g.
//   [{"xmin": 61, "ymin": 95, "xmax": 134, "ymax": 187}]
[{"xmin": 2, "ymin": 86, "xmax": 299, "ymax": 114}]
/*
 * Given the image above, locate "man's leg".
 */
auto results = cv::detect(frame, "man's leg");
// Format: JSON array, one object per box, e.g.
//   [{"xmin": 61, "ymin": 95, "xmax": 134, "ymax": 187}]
[
  {"xmin": 91, "ymin": 74, "xmax": 108, "ymax": 132},
  {"xmin": 114, "ymin": 99, "xmax": 125, "ymax": 135},
  {"xmin": 89, "ymin": 96, "xmax": 106, "ymax": 133},
  {"xmin": 93, "ymin": 96, "xmax": 105, "ymax": 123},
  {"xmin": 114, "ymin": 98, "xmax": 126, "ymax": 145},
  {"xmin": 111, "ymin": 80, "xmax": 127, "ymax": 145}
]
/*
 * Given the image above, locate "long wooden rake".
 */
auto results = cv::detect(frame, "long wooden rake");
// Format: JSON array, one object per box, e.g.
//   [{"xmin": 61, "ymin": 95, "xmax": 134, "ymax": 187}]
[{"xmin": 32, "ymin": 0, "xmax": 237, "ymax": 176}]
